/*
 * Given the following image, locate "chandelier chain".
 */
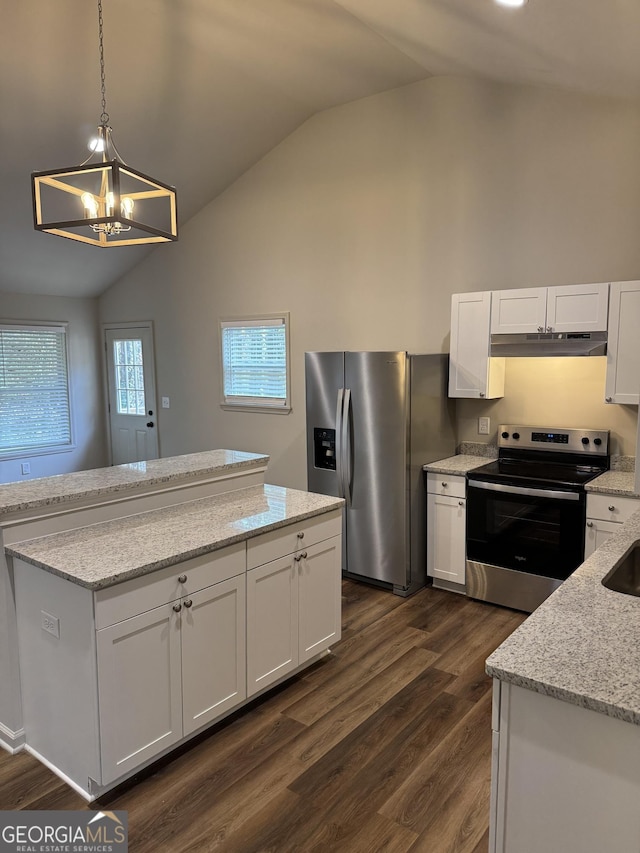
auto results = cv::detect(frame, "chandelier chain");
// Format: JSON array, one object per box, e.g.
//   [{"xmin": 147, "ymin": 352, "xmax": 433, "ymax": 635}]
[{"xmin": 98, "ymin": 0, "xmax": 109, "ymax": 125}]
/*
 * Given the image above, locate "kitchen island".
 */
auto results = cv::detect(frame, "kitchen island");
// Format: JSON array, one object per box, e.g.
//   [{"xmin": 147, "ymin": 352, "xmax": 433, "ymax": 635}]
[
  {"xmin": 486, "ymin": 493, "xmax": 640, "ymax": 853},
  {"xmin": 1, "ymin": 451, "xmax": 343, "ymax": 801}
]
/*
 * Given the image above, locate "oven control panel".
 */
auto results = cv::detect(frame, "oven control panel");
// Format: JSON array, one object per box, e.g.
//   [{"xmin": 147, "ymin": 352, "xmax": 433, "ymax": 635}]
[{"xmin": 498, "ymin": 425, "xmax": 609, "ymax": 455}]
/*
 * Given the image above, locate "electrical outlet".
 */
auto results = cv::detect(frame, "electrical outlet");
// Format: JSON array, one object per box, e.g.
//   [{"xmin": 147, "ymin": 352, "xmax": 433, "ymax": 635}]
[
  {"xmin": 21, "ymin": 462, "xmax": 30, "ymax": 475},
  {"xmin": 162, "ymin": 396, "xmax": 170, "ymax": 409},
  {"xmin": 478, "ymin": 417, "xmax": 490, "ymax": 435},
  {"xmin": 41, "ymin": 611, "xmax": 60, "ymax": 639}
]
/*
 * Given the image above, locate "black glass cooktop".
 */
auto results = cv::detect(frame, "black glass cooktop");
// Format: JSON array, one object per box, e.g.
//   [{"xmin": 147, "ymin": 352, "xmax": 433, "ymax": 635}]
[{"xmin": 468, "ymin": 457, "xmax": 606, "ymax": 490}]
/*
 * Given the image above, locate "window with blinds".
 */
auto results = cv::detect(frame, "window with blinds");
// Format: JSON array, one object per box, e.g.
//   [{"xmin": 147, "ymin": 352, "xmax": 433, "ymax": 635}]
[
  {"xmin": 220, "ymin": 315, "xmax": 290, "ymax": 410},
  {"xmin": 0, "ymin": 323, "xmax": 72, "ymax": 455}
]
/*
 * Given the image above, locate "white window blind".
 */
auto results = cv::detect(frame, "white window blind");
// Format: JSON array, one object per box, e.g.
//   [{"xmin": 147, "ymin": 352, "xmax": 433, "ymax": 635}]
[
  {"xmin": 0, "ymin": 324, "xmax": 72, "ymax": 454},
  {"xmin": 220, "ymin": 316, "xmax": 290, "ymax": 409}
]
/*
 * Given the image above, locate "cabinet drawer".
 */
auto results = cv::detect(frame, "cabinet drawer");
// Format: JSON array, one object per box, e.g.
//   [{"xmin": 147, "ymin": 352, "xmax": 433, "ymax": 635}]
[
  {"xmin": 586, "ymin": 493, "xmax": 640, "ymax": 524},
  {"xmin": 427, "ymin": 473, "xmax": 466, "ymax": 499},
  {"xmin": 95, "ymin": 542, "xmax": 245, "ymax": 629},
  {"xmin": 247, "ymin": 510, "xmax": 342, "ymax": 570}
]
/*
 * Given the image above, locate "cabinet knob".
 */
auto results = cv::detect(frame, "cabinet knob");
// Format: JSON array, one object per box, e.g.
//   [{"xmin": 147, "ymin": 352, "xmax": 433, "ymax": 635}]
[
  {"xmin": 479, "ymin": 392, "xmax": 485, "ymax": 398},
  {"xmin": 537, "ymin": 326, "xmax": 544, "ymax": 333},
  {"xmin": 294, "ymin": 551, "xmax": 308, "ymax": 562},
  {"xmin": 586, "ymin": 521, "xmax": 594, "ymax": 528},
  {"xmin": 605, "ymin": 397, "xmax": 613, "ymax": 403},
  {"xmin": 178, "ymin": 574, "xmax": 187, "ymax": 584},
  {"xmin": 546, "ymin": 326, "xmax": 553, "ymax": 332},
  {"xmin": 441, "ymin": 481, "xmax": 448, "ymax": 487},
  {"xmin": 458, "ymin": 500, "xmax": 464, "ymax": 506},
  {"xmin": 184, "ymin": 599, "xmax": 193, "ymax": 609},
  {"xmin": 297, "ymin": 531, "xmax": 304, "ymax": 539},
  {"xmin": 173, "ymin": 603, "xmax": 182, "ymax": 613},
  {"xmin": 609, "ymin": 505, "xmax": 616, "ymax": 512}
]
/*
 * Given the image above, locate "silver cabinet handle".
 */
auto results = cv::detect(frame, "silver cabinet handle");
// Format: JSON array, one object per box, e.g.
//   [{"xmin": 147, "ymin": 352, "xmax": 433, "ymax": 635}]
[
  {"xmin": 546, "ymin": 326, "xmax": 553, "ymax": 332},
  {"xmin": 297, "ymin": 531, "xmax": 304, "ymax": 539},
  {"xmin": 537, "ymin": 326, "xmax": 544, "ymax": 332},
  {"xmin": 184, "ymin": 599, "xmax": 193, "ymax": 609},
  {"xmin": 178, "ymin": 574, "xmax": 187, "ymax": 584},
  {"xmin": 442, "ymin": 481, "xmax": 448, "ymax": 487},
  {"xmin": 586, "ymin": 521, "xmax": 594, "ymax": 528},
  {"xmin": 609, "ymin": 505, "xmax": 616, "ymax": 512},
  {"xmin": 173, "ymin": 603, "xmax": 182, "ymax": 613},
  {"xmin": 479, "ymin": 392, "xmax": 485, "ymax": 397},
  {"xmin": 605, "ymin": 397, "xmax": 613, "ymax": 403},
  {"xmin": 458, "ymin": 500, "xmax": 464, "ymax": 506},
  {"xmin": 295, "ymin": 551, "xmax": 308, "ymax": 562}
]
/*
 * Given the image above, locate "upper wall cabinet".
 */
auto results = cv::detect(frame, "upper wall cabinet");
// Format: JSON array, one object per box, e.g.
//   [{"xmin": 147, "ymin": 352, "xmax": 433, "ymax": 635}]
[
  {"xmin": 449, "ymin": 291, "xmax": 505, "ymax": 399},
  {"xmin": 605, "ymin": 280, "xmax": 640, "ymax": 405},
  {"xmin": 491, "ymin": 283, "xmax": 609, "ymax": 335}
]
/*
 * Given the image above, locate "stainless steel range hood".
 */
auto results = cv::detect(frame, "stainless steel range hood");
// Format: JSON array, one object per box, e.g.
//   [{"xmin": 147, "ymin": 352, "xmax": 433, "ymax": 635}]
[{"xmin": 490, "ymin": 331, "xmax": 607, "ymax": 358}]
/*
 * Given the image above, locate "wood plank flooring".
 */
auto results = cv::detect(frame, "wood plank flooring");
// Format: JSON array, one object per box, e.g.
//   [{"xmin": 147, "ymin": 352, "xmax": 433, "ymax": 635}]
[{"xmin": 0, "ymin": 581, "xmax": 526, "ymax": 852}]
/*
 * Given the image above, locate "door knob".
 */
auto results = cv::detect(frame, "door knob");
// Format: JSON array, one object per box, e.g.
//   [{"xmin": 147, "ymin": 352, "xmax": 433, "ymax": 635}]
[{"xmin": 147, "ymin": 421, "xmax": 154, "ymax": 427}]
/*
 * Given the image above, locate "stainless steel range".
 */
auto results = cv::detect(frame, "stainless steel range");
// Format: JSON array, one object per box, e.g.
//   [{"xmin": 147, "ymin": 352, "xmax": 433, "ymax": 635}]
[{"xmin": 466, "ymin": 425, "xmax": 609, "ymax": 613}]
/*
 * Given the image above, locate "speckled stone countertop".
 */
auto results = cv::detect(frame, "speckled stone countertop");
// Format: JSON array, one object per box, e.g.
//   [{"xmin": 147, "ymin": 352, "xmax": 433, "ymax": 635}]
[
  {"xmin": 423, "ymin": 454, "xmax": 495, "ymax": 476},
  {"xmin": 0, "ymin": 450, "xmax": 269, "ymax": 516},
  {"xmin": 6, "ymin": 485, "xmax": 343, "ymax": 590},
  {"xmin": 586, "ymin": 470, "xmax": 640, "ymax": 498},
  {"xmin": 487, "ymin": 508, "xmax": 640, "ymax": 726}
]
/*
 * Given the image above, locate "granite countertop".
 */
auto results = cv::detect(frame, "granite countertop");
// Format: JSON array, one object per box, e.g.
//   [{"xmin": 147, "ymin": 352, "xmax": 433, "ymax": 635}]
[
  {"xmin": 586, "ymin": 470, "xmax": 640, "ymax": 498},
  {"xmin": 423, "ymin": 454, "xmax": 494, "ymax": 476},
  {"xmin": 487, "ymin": 508, "xmax": 640, "ymax": 726},
  {"xmin": 0, "ymin": 450, "xmax": 269, "ymax": 516},
  {"xmin": 6, "ymin": 484, "xmax": 343, "ymax": 590}
]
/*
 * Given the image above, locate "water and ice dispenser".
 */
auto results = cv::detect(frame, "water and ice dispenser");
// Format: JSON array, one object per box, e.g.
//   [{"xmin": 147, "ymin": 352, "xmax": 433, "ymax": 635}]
[{"xmin": 313, "ymin": 428, "xmax": 336, "ymax": 470}]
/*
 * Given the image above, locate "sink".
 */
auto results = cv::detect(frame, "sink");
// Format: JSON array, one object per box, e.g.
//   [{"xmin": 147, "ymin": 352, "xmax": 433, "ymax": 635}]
[{"xmin": 602, "ymin": 544, "xmax": 640, "ymax": 598}]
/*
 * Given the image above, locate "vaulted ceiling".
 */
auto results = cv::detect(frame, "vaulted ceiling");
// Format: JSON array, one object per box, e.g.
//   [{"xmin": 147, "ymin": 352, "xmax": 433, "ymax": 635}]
[{"xmin": 2, "ymin": 0, "xmax": 640, "ymax": 299}]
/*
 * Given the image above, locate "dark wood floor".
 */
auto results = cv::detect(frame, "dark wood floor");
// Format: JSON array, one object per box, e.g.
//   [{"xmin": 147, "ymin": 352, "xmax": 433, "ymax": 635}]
[{"xmin": 0, "ymin": 581, "xmax": 526, "ymax": 852}]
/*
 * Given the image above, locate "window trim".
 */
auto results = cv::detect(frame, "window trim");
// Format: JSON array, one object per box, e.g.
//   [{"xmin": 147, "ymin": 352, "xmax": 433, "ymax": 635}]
[
  {"xmin": 0, "ymin": 320, "xmax": 76, "ymax": 459},
  {"xmin": 219, "ymin": 313, "xmax": 291, "ymax": 413}
]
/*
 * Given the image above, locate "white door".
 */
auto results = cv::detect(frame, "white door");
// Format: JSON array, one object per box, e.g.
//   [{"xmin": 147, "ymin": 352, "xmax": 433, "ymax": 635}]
[
  {"xmin": 105, "ymin": 325, "xmax": 159, "ymax": 464},
  {"xmin": 490, "ymin": 288, "xmax": 548, "ymax": 334},
  {"xmin": 297, "ymin": 537, "xmax": 341, "ymax": 663},
  {"xmin": 181, "ymin": 575, "xmax": 247, "ymax": 736},
  {"xmin": 427, "ymin": 493, "xmax": 466, "ymax": 585},
  {"xmin": 546, "ymin": 283, "xmax": 609, "ymax": 333}
]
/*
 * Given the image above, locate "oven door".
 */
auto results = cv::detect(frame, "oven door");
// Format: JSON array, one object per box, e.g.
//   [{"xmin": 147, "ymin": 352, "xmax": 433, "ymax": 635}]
[{"xmin": 466, "ymin": 479, "xmax": 586, "ymax": 581}]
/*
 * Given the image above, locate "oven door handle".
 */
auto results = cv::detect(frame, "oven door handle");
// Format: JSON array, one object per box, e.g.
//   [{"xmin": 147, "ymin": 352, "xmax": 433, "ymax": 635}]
[{"xmin": 468, "ymin": 480, "xmax": 580, "ymax": 501}]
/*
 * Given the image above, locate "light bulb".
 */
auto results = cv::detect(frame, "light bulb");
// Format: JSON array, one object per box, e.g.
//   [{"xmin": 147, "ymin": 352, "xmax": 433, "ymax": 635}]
[
  {"xmin": 81, "ymin": 192, "xmax": 99, "ymax": 218},
  {"xmin": 88, "ymin": 137, "xmax": 105, "ymax": 153},
  {"xmin": 494, "ymin": 0, "xmax": 527, "ymax": 7},
  {"xmin": 106, "ymin": 192, "xmax": 115, "ymax": 216},
  {"xmin": 121, "ymin": 197, "xmax": 134, "ymax": 218}
]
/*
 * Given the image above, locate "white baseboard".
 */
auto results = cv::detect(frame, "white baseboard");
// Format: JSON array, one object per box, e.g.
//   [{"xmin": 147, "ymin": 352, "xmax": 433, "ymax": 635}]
[{"xmin": 0, "ymin": 720, "xmax": 25, "ymax": 754}]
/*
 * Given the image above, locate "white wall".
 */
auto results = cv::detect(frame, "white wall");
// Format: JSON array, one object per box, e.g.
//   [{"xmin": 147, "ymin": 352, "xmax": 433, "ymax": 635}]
[
  {"xmin": 0, "ymin": 291, "xmax": 107, "ymax": 483},
  {"xmin": 99, "ymin": 76, "xmax": 640, "ymax": 486}
]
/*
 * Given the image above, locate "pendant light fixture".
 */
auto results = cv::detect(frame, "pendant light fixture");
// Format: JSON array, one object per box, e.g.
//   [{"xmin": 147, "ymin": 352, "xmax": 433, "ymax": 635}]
[{"xmin": 31, "ymin": 0, "xmax": 178, "ymax": 247}]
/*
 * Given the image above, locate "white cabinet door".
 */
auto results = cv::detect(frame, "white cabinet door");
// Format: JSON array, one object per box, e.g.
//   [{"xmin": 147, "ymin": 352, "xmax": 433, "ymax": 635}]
[
  {"xmin": 298, "ymin": 536, "xmax": 341, "ymax": 663},
  {"xmin": 584, "ymin": 519, "xmax": 621, "ymax": 560},
  {"xmin": 546, "ymin": 283, "xmax": 609, "ymax": 333},
  {"xmin": 181, "ymin": 574, "xmax": 246, "ymax": 737},
  {"xmin": 605, "ymin": 280, "xmax": 640, "ymax": 404},
  {"xmin": 427, "ymin": 491, "xmax": 466, "ymax": 586},
  {"xmin": 449, "ymin": 291, "xmax": 505, "ymax": 399},
  {"xmin": 246, "ymin": 555, "xmax": 298, "ymax": 697},
  {"xmin": 490, "ymin": 288, "xmax": 547, "ymax": 334},
  {"xmin": 97, "ymin": 603, "xmax": 182, "ymax": 784}
]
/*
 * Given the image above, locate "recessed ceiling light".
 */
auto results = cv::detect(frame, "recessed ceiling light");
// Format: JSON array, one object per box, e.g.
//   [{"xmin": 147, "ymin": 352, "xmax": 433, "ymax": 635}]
[{"xmin": 494, "ymin": 0, "xmax": 528, "ymax": 7}]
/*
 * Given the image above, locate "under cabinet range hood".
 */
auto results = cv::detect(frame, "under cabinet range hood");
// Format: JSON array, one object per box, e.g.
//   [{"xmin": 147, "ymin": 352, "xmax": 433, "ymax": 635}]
[{"xmin": 490, "ymin": 331, "xmax": 607, "ymax": 358}]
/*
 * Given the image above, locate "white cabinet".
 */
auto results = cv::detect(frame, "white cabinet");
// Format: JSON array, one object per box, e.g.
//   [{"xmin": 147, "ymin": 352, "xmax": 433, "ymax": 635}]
[
  {"xmin": 426, "ymin": 473, "xmax": 466, "ymax": 589},
  {"xmin": 490, "ymin": 283, "xmax": 609, "ymax": 335},
  {"xmin": 246, "ymin": 513, "xmax": 342, "ymax": 698},
  {"xmin": 585, "ymin": 493, "xmax": 640, "ymax": 560},
  {"xmin": 448, "ymin": 291, "xmax": 505, "ymax": 399},
  {"xmin": 605, "ymin": 280, "xmax": 640, "ymax": 404},
  {"xmin": 96, "ymin": 548, "xmax": 246, "ymax": 784},
  {"xmin": 490, "ymin": 680, "xmax": 640, "ymax": 853}
]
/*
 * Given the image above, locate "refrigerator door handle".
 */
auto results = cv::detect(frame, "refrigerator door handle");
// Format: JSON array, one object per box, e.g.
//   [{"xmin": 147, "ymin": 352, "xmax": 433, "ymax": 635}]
[
  {"xmin": 342, "ymin": 388, "xmax": 353, "ymax": 507},
  {"xmin": 335, "ymin": 388, "xmax": 345, "ymax": 499}
]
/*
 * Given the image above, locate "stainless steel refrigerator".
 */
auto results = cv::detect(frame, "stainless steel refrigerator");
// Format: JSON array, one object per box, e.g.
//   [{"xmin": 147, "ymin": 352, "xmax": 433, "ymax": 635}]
[{"xmin": 305, "ymin": 352, "xmax": 456, "ymax": 596}]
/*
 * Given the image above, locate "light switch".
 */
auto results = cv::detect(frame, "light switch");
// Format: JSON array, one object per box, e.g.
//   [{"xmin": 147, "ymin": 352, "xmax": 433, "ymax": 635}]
[
  {"xmin": 162, "ymin": 397, "xmax": 170, "ymax": 409},
  {"xmin": 478, "ymin": 417, "xmax": 490, "ymax": 435},
  {"xmin": 21, "ymin": 462, "xmax": 30, "ymax": 475}
]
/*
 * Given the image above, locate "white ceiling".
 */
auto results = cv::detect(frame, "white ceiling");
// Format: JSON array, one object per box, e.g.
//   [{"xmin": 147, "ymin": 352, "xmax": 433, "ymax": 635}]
[{"xmin": 2, "ymin": 0, "xmax": 640, "ymax": 299}]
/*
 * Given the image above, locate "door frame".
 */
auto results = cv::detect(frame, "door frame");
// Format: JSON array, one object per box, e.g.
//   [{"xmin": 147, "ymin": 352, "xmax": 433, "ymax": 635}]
[{"xmin": 101, "ymin": 321, "xmax": 160, "ymax": 465}]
